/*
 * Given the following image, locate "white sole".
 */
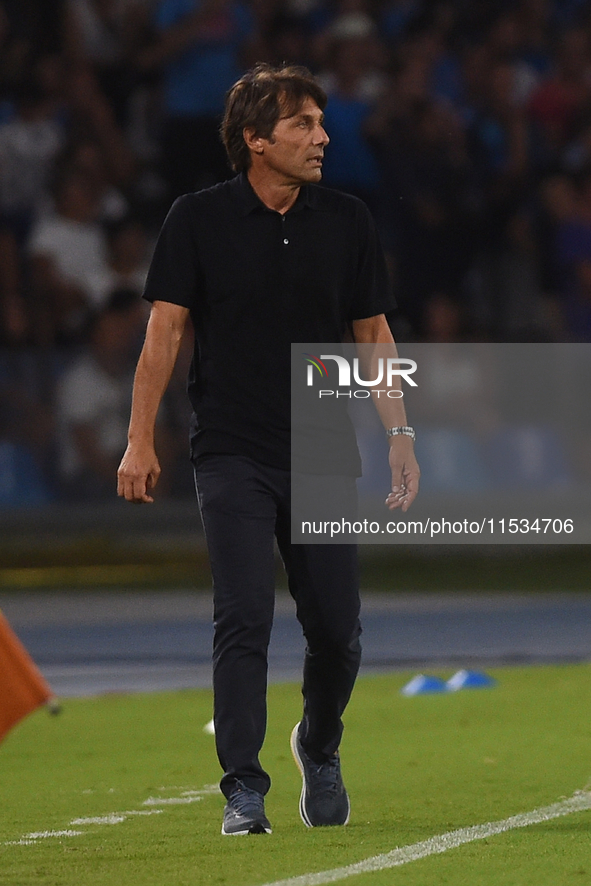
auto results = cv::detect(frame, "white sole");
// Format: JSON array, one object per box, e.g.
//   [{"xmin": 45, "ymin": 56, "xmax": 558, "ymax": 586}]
[
  {"xmin": 221, "ymin": 823, "xmax": 272, "ymax": 835},
  {"xmin": 290, "ymin": 723, "xmax": 351, "ymax": 828},
  {"xmin": 290, "ymin": 723, "xmax": 313, "ymax": 827}
]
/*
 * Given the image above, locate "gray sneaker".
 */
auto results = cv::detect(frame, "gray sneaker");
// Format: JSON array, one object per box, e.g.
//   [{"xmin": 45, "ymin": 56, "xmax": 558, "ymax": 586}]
[
  {"xmin": 221, "ymin": 781, "xmax": 272, "ymax": 835},
  {"xmin": 290, "ymin": 723, "xmax": 350, "ymax": 827}
]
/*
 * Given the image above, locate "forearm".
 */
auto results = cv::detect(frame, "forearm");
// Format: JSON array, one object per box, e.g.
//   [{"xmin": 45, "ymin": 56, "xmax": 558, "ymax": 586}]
[
  {"xmin": 370, "ymin": 351, "xmax": 410, "ymax": 433},
  {"xmin": 127, "ymin": 302, "xmax": 188, "ymax": 445},
  {"xmin": 353, "ymin": 313, "xmax": 419, "ymax": 510},
  {"xmin": 352, "ymin": 315, "xmax": 410, "ymax": 430}
]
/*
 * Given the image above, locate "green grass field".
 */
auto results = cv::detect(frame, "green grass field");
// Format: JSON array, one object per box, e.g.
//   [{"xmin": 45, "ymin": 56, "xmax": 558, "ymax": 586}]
[{"xmin": 1, "ymin": 665, "xmax": 591, "ymax": 886}]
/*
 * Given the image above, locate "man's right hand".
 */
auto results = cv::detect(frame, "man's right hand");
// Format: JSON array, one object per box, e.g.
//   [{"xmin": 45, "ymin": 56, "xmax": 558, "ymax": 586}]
[{"xmin": 117, "ymin": 444, "xmax": 161, "ymax": 503}]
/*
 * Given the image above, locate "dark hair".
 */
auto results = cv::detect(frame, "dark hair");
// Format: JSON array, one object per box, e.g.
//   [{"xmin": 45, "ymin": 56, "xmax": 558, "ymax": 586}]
[{"xmin": 221, "ymin": 63, "xmax": 327, "ymax": 173}]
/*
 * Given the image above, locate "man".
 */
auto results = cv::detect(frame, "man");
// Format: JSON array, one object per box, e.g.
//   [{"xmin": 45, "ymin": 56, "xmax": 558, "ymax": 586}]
[{"xmin": 117, "ymin": 63, "xmax": 419, "ymax": 836}]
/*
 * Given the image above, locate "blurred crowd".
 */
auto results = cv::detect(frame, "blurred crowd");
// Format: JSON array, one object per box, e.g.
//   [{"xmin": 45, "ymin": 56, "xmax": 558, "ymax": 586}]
[{"xmin": 2, "ymin": 0, "xmax": 591, "ymax": 505}]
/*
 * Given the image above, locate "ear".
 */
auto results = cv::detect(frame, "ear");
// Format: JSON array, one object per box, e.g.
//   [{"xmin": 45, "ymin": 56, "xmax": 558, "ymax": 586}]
[{"xmin": 243, "ymin": 127, "xmax": 265, "ymax": 155}]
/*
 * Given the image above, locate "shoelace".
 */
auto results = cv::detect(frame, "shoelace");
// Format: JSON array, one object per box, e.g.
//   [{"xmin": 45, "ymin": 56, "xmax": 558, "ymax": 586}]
[
  {"xmin": 306, "ymin": 754, "xmax": 341, "ymax": 796},
  {"xmin": 229, "ymin": 781, "xmax": 265, "ymax": 816}
]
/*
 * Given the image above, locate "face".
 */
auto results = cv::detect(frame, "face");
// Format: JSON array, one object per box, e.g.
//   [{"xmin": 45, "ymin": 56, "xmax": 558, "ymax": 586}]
[{"xmin": 251, "ymin": 96, "xmax": 330, "ymax": 185}]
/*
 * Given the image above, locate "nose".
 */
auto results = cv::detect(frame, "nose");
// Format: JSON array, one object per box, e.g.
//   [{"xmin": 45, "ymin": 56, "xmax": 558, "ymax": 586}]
[{"xmin": 314, "ymin": 123, "xmax": 329, "ymax": 146}]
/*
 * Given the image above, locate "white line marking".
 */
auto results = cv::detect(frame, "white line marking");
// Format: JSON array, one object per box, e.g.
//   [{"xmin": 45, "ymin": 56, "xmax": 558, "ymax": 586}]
[
  {"xmin": 3, "ymin": 784, "xmax": 219, "ymax": 847},
  {"xmin": 181, "ymin": 786, "xmax": 220, "ymax": 797},
  {"xmin": 125, "ymin": 810, "xmax": 164, "ymax": 817},
  {"xmin": 155, "ymin": 784, "xmax": 219, "ymax": 794},
  {"xmin": 142, "ymin": 796, "xmax": 203, "ymax": 806},
  {"xmin": 5, "ymin": 830, "xmax": 84, "ymax": 846},
  {"xmin": 70, "ymin": 809, "xmax": 164, "ymax": 825},
  {"xmin": 142, "ymin": 785, "xmax": 220, "ymax": 806},
  {"xmin": 70, "ymin": 814, "xmax": 127, "ymax": 825},
  {"xmin": 260, "ymin": 791, "xmax": 591, "ymax": 886}
]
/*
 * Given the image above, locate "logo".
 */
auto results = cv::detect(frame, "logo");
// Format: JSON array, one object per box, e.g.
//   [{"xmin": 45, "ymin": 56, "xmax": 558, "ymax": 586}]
[
  {"xmin": 303, "ymin": 353, "xmax": 417, "ymax": 398},
  {"xmin": 304, "ymin": 354, "xmax": 329, "ymax": 379}
]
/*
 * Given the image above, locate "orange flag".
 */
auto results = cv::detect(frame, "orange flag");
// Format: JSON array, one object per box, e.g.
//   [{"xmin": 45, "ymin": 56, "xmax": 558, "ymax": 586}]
[{"xmin": 0, "ymin": 609, "xmax": 54, "ymax": 742}]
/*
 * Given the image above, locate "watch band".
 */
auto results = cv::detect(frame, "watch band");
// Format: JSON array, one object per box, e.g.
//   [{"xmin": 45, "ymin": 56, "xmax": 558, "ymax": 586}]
[{"xmin": 386, "ymin": 426, "xmax": 416, "ymax": 442}]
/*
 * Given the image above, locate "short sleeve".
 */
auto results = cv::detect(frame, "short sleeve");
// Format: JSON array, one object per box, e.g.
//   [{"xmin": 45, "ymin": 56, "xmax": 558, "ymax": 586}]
[
  {"xmin": 347, "ymin": 201, "xmax": 396, "ymax": 321},
  {"xmin": 143, "ymin": 195, "xmax": 201, "ymax": 309}
]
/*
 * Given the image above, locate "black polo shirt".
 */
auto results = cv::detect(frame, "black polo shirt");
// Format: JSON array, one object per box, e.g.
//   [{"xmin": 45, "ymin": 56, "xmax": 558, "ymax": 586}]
[{"xmin": 143, "ymin": 172, "xmax": 394, "ymax": 472}]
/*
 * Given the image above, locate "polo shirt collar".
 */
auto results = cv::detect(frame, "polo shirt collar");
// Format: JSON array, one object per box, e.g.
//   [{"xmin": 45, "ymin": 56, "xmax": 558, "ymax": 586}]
[{"xmin": 233, "ymin": 171, "xmax": 313, "ymax": 216}]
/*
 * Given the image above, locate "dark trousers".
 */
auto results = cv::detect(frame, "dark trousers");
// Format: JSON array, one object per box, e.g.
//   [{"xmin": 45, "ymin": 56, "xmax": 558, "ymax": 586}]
[{"xmin": 194, "ymin": 455, "xmax": 362, "ymax": 799}]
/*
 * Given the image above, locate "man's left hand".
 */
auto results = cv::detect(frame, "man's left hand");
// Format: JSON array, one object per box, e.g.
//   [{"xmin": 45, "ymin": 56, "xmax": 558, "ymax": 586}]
[{"xmin": 385, "ymin": 437, "xmax": 420, "ymax": 512}]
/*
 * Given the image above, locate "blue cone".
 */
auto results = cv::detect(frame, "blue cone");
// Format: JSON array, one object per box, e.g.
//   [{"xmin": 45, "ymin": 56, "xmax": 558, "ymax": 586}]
[
  {"xmin": 401, "ymin": 674, "xmax": 448, "ymax": 696},
  {"xmin": 446, "ymin": 669, "xmax": 497, "ymax": 691}
]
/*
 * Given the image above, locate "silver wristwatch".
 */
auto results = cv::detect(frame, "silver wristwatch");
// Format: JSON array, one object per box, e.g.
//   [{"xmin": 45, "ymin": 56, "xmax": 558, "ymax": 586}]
[{"xmin": 386, "ymin": 426, "xmax": 416, "ymax": 442}]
